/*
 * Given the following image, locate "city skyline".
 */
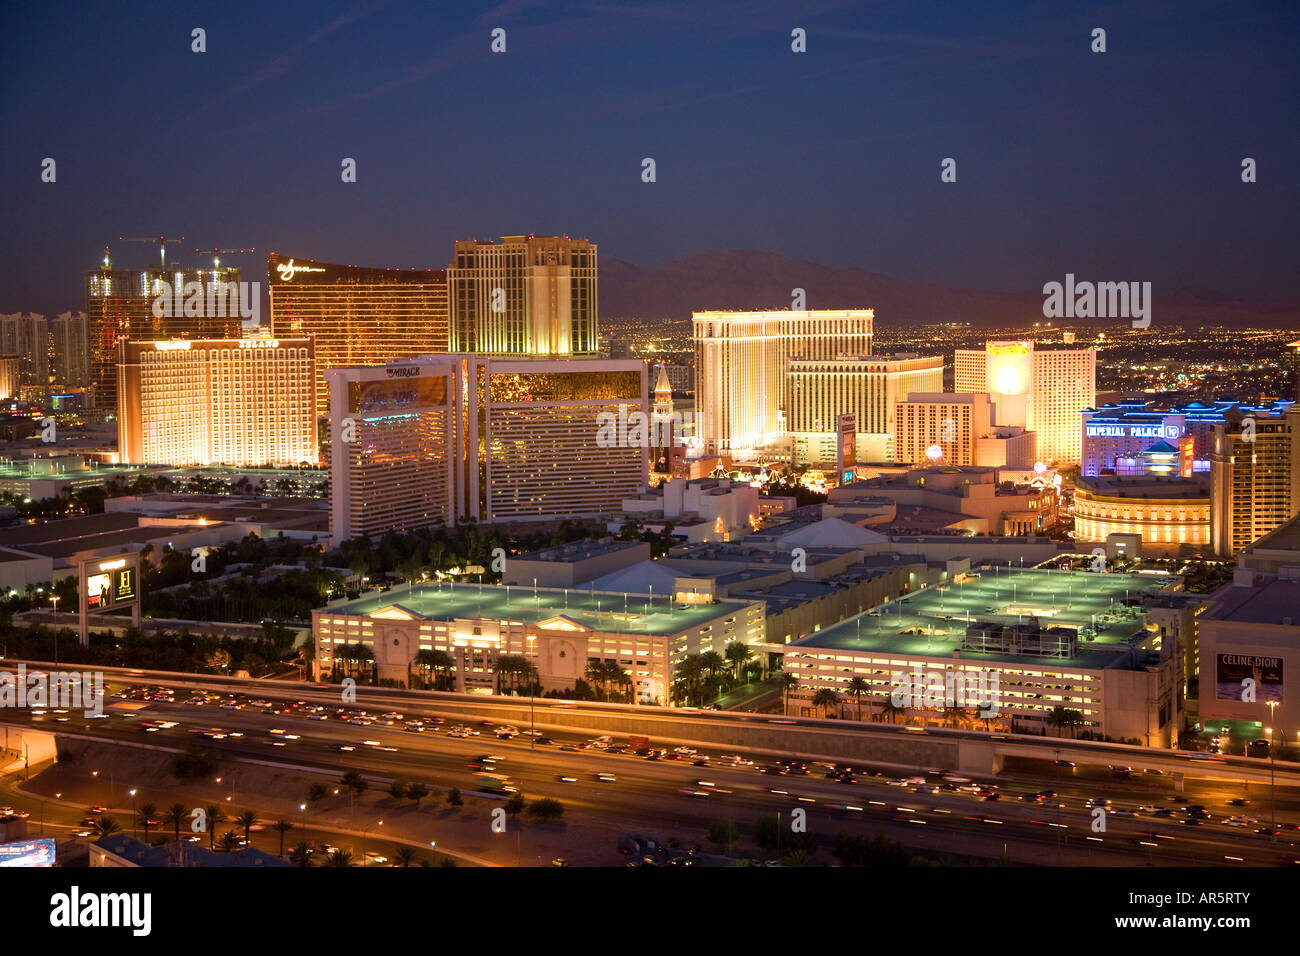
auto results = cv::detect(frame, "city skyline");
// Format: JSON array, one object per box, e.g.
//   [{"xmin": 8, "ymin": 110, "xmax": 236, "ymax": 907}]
[
  {"xmin": 2, "ymin": 0, "xmax": 1299, "ymax": 316},
  {"xmin": 4, "ymin": 0, "xmax": 1300, "ymax": 896}
]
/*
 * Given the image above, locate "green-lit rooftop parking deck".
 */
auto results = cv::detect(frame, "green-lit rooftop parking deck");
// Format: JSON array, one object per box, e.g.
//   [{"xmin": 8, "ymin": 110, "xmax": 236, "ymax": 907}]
[
  {"xmin": 320, "ymin": 581, "xmax": 754, "ymax": 637},
  {"xmin": 793, "ymin": 567, "xmax": 1175, "ymax": 668}
]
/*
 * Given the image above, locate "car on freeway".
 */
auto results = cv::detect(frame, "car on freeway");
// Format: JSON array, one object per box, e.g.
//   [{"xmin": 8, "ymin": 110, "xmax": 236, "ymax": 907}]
[
  {"xmin": 535, "ymin": 737, "xmax": 555, "ymax": 745},
  {"xmin": 596, "ymin": 773, "xmax": 616, "ymax": 783},
  {"xmin": 558, "ymin": 776, "xmax": 577, "ymax": 783},
  {"xmin": 1109, "ymin": 765, "xmax": 1133, "ymax": 777},
  {"xmin": 1054, "ymin": 759, "xmax": 1076, "ymax": 767}
]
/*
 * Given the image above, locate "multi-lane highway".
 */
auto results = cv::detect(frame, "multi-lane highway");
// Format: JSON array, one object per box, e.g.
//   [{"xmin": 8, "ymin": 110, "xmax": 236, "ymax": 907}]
[{"xmin": 5, "ymin": 665, "xmax": 1299, "ymax": 866}]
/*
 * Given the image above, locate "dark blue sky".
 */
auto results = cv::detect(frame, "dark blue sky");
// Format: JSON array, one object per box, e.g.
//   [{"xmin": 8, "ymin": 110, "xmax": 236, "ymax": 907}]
[{"xmin": 2, "ymin": 0, "xmax": 1297, "ymax": 314}]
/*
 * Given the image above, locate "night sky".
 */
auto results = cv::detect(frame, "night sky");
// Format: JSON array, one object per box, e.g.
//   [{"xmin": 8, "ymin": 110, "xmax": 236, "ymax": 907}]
[{"xmin": 2, "ymin": 0, "xmax": 1297, "ymax": 314}]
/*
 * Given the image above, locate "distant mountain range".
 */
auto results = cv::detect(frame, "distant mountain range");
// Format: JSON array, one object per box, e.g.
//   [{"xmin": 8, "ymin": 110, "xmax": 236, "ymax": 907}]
[{"xmin": 600, "ymin": 250, "xmax": 1300, "ymax": 328}]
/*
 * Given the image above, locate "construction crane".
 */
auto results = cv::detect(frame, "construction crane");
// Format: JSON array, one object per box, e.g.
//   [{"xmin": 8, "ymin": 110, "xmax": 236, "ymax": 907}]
[
  {"xmin": 195, "ymin": 246, "xmax": 256, "ymax": 269},
  {"xmin": 119, "ymin": 234, "xmax": 186, "ymax": 270}
]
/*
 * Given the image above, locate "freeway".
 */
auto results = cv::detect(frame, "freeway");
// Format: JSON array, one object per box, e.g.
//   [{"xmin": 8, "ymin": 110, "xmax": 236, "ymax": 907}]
[
  {"xmin": 5, "ymin": 671, "xmax": 1300, "ymax": 865},
  {"xmin": 4, "ymin": 659, "xmax": 1293, "ymax": 789}
]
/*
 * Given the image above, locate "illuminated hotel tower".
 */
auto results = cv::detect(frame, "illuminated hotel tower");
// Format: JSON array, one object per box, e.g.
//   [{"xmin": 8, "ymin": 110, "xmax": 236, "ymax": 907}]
[
  {"xmin": 86, "ymin": 255, "xmax": 242, "ymax": 412},
  {"xmin": 117, "ymin": 337, "xmax": 318, "ymax": 467},
  {"xmin": 1210, "ymin": 408, "xmax": 1300, "ymax": 557},
  {"xmin": 267, "ymin": 253, "xmax": 449, "ymax": 413},
  {"xmin": 328, "ymin": 355, "xmax": 645, "ymax": 538},
  {"xmin": 693, "ymin": 309, "xmax": 874, "ymax": 455},
  {"xmin": 954, "ymin": 339, "xmax": 1096, "ymax": 464},
  {"xmin": 787, "ymin": 353, "xmax": 943, "ymax": 464},
  {"xmin": 448, "ymin": 236, "xmax": 598, "ymax": 355}
]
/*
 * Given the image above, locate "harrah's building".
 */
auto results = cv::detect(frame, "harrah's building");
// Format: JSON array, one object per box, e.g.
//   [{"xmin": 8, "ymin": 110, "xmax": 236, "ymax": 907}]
[
  {"xmin": 328, "ymin": 355, "xmax": 646, "ymax": 538},
  {"xmin": 954, "ymin": 339, "xmax": 1096, "ymax": 465},
  {"xmin": 117, "ymin": 337, "xmax": 317, "ymax": 468}
]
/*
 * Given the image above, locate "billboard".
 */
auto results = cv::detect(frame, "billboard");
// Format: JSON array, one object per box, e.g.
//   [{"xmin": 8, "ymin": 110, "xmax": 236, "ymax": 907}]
[
  {"xmin": 351, "ymin": 376, "xmax": 448, "ymax": 415},
  {"xmin": 1216, "ymin": 653, "xmax": 1283, "ymax": 704},
  {"xmin": 0, "ymin": 837, "xmax": 56, "ymax": 867},
  {"xmin": 836, "ymin": 413, "xmax": 856, "ymax": 482},
  {"xmin": 86, "ymin": 572, "xmax": 111, "ymax": 609}
]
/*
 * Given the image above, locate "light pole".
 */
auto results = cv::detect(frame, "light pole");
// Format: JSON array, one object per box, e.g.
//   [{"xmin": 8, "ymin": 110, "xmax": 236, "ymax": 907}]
[
  {"xmin": 527, "ymin": 633, "xmax": 536, "ymax": 749},
  {"xmin": 1265, "ymin": 727, "xmax": 1277, "ymax": 839},
  {"xmin": 361, "ymin": 819, "xmax": 382, "ymax": 866},
  {"xmin": 129, "ymin": 789, "xmax": 138, "ymax": 839}
]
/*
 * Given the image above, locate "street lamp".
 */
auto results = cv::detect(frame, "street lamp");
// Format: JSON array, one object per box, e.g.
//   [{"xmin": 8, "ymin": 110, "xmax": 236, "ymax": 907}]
[
  {"xmin": 1266, "ymin": 727, "xmax": 1277, "ymax": 840},
  {"xmin": 129, "ymin": 789, "xmax": 138, "ymax": 839},
  {"xmin": 527, "ymin": 633, "xmax": 536, "ymax": 749}
]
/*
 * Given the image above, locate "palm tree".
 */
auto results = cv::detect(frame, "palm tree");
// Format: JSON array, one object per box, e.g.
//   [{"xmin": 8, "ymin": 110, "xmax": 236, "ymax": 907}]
[
  {"xmin": 1047, "ymin": 706, "xmax": 1068, "ymax": 738},
  {"xmin": 811, "ymin": 687, "xmax": 840, "ymax": 718},
  {"xmin": 941, "ymin": 705, "xmax": 964, "ymax": 728},
  {"xmin": 879, "ymin": 698, "xmax": 905, "ymax": 724},
  {"xmin": 163, "ymin": 803, "xmax": 187, "ymax": 843},
  {"xmin": 674, "ymin": 655, "xmax": 704, "ymax": 706},
  {"xmin": 91, "ymin": 815, "xmax": 121, "ymax": 839},
  {"xmin": 585, "ymin": 659, "xmax": 609, "ymax": 700},
  {"xmin": 605, "ymin": 662, "xmax": 633, "ymax": 703},
  {"xmin": 137, "ymin": 803, "xmax": 158, "ymax": 841},
  {"xmin": 289, "ymin": 841, "xmax": 313, "ymax": 866},
  {"xmin": 780, "ymin": 672, "xmax": 798, "ymax": 714},
  {"xmin": 700, "ymin": 650, "xmax": 726, "ymax": 682},
  {"xmin": 235, "ymin": 810, "xmax": 258, "ymax": 847},
  {"xmin": 724, "ymin": 641, "xmax": 753, "ymax": 682},
  {"xmin": 272, "ymin": 820, "xmax": 294, "ymax": 857},
  {"xmin": 218, "ymin": 830, "xmax": 241, "ymax": 852},
  {"xmin": 846, "ymin": 676, "xmax": 870, "ymax": 721},
  {"xmin": 393, "ymin": 846, "xmax": 418, "ymax": 867},
  {"xmin": 204, "ymin": 805, "xmax": 224, "ymax": 851},
  {"xmin": 325, "ymin": 849, "xmax": 355, "ymax": 866}
]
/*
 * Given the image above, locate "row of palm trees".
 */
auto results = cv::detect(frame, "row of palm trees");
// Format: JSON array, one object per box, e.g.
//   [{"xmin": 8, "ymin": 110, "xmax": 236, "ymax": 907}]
[
  {"xmin": 782, "ymin": 673, "xmax": 1000, "ymax": 729},
  {"xmin": 585, "ymin": 660, "xmax": 633, "ymax": 703},
  {"xmin": 90, "ymin": 804, "xmax": 298, "ymax": 856},
  {"xmin": 781, "ymin": 674, "xmax": 1089, "ymax": 736},
  {"xmin": 671, "ymin": 642, "xmax": 759, "ymax": 706}
]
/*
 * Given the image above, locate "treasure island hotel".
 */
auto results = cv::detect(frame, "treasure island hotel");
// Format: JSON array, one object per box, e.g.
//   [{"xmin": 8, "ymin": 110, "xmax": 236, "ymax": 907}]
[{"xmin": 117, "ymin": 335, "xmax": 317, "ymax": 468}]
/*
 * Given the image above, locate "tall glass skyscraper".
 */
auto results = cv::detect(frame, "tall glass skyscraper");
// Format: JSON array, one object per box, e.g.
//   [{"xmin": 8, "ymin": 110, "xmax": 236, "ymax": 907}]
[{"xmin": 267, "ymin": 252, "xmax": 449, "ymax": 413}]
